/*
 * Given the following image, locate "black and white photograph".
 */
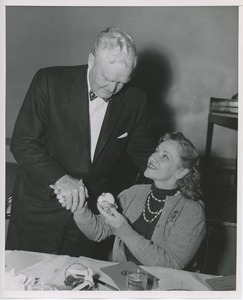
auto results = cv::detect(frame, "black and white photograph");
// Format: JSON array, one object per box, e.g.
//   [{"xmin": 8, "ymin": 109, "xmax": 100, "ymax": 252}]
[{"xmin": 1, "ymin": 0, "xmax": 242, "ymax": 299}]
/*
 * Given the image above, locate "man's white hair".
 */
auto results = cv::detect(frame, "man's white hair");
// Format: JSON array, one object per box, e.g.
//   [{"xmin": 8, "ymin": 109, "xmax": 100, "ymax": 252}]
[{"xmin": 93, "ymin": 27, "xmax": 137, "ymax": 66}]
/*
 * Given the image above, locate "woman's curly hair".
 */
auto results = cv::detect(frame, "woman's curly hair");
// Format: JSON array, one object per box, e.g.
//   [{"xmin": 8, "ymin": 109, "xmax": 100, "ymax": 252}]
[{"xmin": 159, "ymin": 132, "xmax": 202, "ymax": 201}]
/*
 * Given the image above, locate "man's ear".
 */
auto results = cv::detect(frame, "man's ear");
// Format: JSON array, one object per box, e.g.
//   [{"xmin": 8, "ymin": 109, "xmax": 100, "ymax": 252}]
[
  {"xmin": 133, "ymin": 56, "xmax": 138, "ymax": 69},
  {"xmin": 175, "ymin": 168, "xmax": 189, "ymax": 180},
  {"xmin": 88, "ymin": 53, "xmax": 95, "ymax": 68}
]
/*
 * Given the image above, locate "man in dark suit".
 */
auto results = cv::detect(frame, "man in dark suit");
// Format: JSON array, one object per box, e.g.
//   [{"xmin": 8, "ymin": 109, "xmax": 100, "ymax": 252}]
[{"xmin": 6, "ymin": 28, "xmax": 156, "ymax": 258}]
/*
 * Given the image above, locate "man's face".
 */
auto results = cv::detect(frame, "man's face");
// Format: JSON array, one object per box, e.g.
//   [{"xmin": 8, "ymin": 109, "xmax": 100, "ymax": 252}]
[{"xmin": 88, "ymin": 50, "xmax": 134, "ymax": 99}]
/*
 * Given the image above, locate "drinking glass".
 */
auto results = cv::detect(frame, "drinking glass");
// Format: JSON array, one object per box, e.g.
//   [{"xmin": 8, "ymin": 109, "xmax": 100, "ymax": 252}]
[{"xmin": 126, "ymin": 269, "xmax": 147, "ymax": 291}]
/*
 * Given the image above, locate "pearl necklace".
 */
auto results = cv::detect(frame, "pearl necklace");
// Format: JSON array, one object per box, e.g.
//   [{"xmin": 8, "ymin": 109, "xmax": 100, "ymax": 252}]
[
  {"xmin": 150, "ymin": 192, "xmax": 165, "ymax": 202},
  {"xmin": 147, "ymin": 194, "xmax": 165, "ymax": 214},
  {"xmin": 143, "ymin": 190, "xmax": 180, "ymax": 223}
]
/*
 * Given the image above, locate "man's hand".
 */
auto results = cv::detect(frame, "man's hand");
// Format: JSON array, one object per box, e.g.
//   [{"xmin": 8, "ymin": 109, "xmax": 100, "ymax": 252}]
[
  {"xmin": 97, "ymin": 203, "xmax": 127, "ymax": 229},
  {"xmin": 50, "ymin": 175, "xmax": 88, "ymax": 213}
]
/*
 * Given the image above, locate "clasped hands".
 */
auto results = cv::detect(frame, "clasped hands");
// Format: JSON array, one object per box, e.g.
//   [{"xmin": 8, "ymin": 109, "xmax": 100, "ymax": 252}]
[
  {"xmin": 50, "ymin": 175, "xmax": 126, "ymax": 228},
  {"xmin": 50, "ymin": 175, "xmax": 88, "ymax": 213}
]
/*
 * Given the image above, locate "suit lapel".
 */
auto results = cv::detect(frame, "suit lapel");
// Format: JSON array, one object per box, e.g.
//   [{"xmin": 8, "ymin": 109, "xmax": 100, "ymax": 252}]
[
  {"xmin": 70, "ymin": 65, "xmax": 91, "ymax": 161},
  {"xmin": 92, "ymin": 93, "xmax": 124, "ymax": 164}
]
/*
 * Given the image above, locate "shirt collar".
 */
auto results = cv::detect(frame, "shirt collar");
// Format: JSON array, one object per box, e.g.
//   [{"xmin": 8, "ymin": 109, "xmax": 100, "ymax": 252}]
[{"xmin": 87, "ymin": 66, "xmax": 91, "ymax": 92}]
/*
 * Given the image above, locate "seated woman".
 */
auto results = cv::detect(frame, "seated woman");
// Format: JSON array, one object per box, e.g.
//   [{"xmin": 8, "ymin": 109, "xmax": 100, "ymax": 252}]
[{"xmin": 74, "ymin": 132, "xmax": 206, "ymax": 269}]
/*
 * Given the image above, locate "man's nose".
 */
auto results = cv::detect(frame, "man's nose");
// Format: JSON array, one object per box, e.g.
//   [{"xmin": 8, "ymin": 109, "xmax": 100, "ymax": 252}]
[{"xmin": 108, "ymin": 82, "xmax": 118, "ymax": 93}]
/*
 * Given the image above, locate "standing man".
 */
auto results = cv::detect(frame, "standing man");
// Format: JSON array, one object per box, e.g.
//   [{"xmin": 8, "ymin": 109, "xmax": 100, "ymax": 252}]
[{"xmin": 6, "ymin": 28, "xmax": 156, "ymax": 258}]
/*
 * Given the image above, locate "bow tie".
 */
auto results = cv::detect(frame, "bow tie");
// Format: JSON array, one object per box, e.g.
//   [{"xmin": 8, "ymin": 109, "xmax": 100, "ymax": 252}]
[
  {"xmin": 89, "ymin": 90, "xmax": 97, "ymax": 101},
  {"xmin": 89, "ymin": 90, "xmax": 110, "ymax": 102}
]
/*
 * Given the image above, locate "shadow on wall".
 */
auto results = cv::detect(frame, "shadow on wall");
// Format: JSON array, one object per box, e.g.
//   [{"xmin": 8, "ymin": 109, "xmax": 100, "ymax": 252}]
[{"xmin": 131, "ymin": 48, "xmax": 176, "ymax": 140}]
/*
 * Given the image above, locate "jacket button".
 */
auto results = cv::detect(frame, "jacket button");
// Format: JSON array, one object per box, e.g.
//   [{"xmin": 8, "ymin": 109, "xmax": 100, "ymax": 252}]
[{"xmin": 157, "ymin": 224, "xmax": 160, "ymax": 228}]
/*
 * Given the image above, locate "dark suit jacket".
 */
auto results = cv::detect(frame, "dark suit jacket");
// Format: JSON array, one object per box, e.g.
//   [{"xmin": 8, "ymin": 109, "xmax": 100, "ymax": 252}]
[{"xmin": 8, "ymin": 65, "xmax": 155, "ymax": 247}]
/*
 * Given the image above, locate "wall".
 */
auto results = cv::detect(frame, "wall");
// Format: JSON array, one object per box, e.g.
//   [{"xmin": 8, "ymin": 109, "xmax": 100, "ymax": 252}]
[{"xmin": 6, "ymin": 6, "xmax": 238, "ymax": 162}]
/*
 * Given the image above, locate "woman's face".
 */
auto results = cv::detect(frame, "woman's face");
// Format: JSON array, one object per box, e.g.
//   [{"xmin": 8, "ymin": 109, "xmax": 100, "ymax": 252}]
[{"xmin": 144, "ymin": 140, "xmax": 187, "ymax": 189}]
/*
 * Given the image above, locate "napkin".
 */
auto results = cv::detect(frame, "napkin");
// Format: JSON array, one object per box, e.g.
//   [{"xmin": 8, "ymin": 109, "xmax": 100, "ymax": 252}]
[
  {"xmin": 5, "ymin": 268, "xmax": 36, "ymax": 290},
  {"xmin": 101, "ymin": 261, "xmax": 159, "ymax": 290},
  {"xmin": 205, "ymin": 275, "xmax": 236, "ymax": 290}
]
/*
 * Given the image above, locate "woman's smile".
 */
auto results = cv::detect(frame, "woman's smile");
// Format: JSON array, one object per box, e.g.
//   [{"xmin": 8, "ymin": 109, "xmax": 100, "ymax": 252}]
[{"xmin": 147, "ymin": 161, "xmax": 158, "ymax": 170}]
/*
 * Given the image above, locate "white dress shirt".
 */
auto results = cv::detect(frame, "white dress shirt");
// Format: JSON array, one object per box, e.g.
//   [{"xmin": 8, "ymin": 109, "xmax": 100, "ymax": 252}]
[{"xmin": 87, "ymin": 70, "xmax": 108, "ymax": 162}]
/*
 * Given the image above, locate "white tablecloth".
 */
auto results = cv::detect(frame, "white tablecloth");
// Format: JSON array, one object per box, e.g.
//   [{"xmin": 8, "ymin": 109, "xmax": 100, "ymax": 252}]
[{"xmin": 5, "ymin": 250, "xmax": 217, "ymax": 291}]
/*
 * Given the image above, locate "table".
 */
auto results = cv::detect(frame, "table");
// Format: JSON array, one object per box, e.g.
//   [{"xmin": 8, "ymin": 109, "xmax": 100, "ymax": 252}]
[{"xmin": 4, "ymin": 250, "xmax": 220, "ymax": 293}]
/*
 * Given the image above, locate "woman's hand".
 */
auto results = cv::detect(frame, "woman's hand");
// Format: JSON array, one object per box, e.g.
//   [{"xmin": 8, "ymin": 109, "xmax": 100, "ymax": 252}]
[{"xmin": 97, "ymin": 203, "xmax": 127, "ymax": 229}]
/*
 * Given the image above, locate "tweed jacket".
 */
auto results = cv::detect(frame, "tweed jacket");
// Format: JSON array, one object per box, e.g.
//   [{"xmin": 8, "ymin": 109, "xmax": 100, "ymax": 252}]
[{"xmin": 74, "ymin": 184, "xmax": 206, "ymax": 269}]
